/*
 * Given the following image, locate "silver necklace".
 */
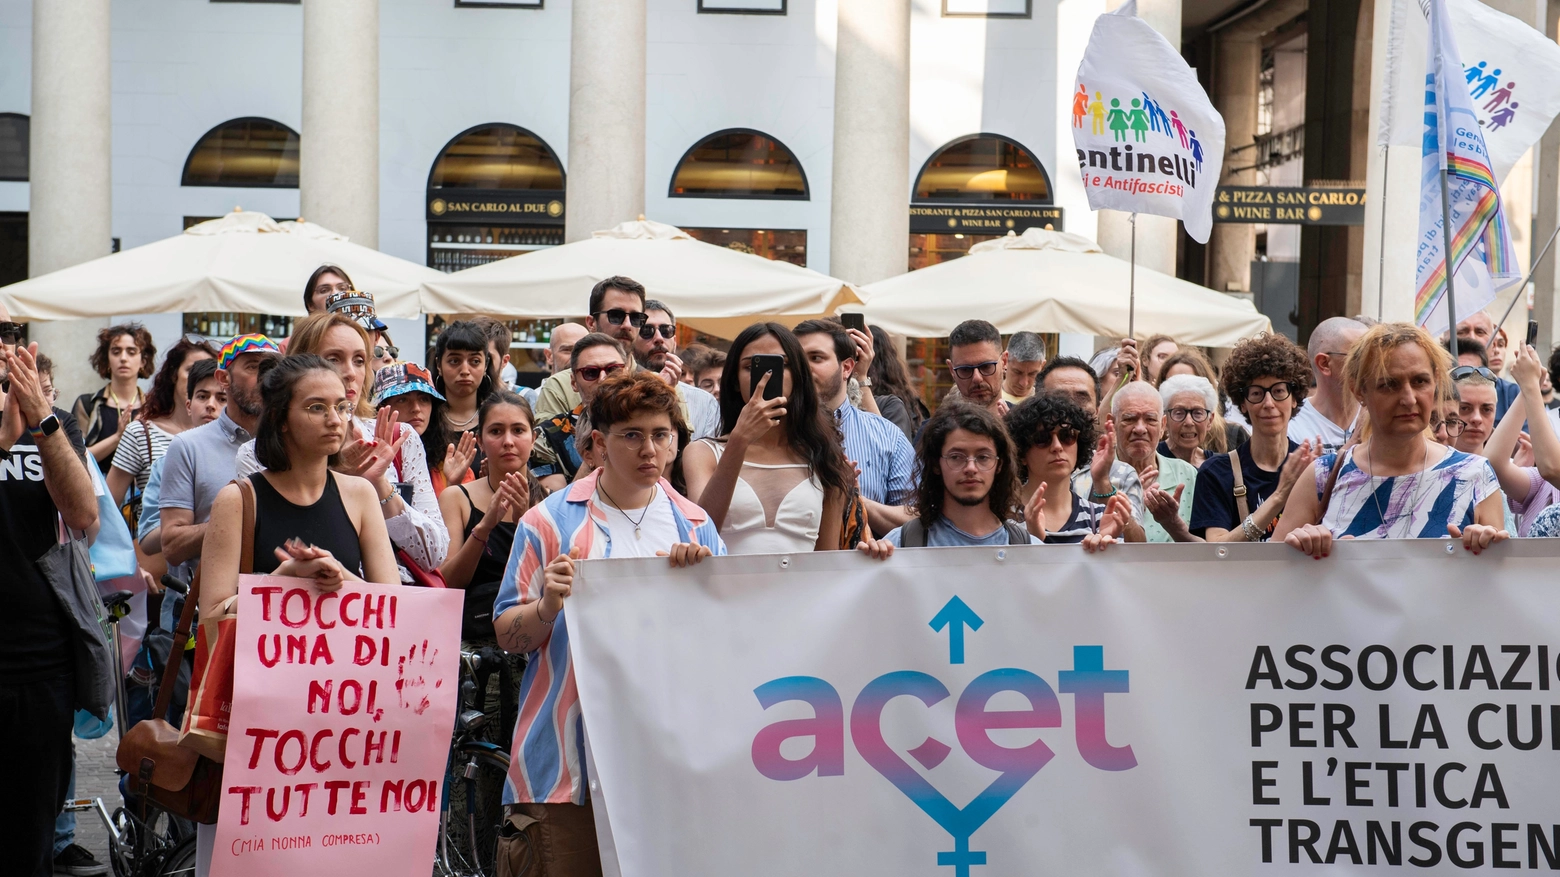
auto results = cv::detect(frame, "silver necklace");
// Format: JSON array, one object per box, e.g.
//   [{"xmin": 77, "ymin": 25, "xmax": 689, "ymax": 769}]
[
  {"xmin": 599, "ymin": 482, "xmax": 655, "ymax": 540},
  {"xmin": 1366, "ymin": 439, "xmax": 1430, "ymax": 536}
]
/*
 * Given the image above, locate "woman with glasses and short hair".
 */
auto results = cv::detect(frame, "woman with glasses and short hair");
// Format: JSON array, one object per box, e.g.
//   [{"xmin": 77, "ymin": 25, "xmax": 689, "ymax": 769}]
[
  {"xmin": 1278, "ymin": 323, "xmax": 1507, "ymax": 555},
  {"xmin": 682, "ymin": 322, "xmax": 856, "ymax": 554},
  {"xmin": 1157, "ymin": 374, "xmax": 1219, "ymax": 469},
  {"xmin": 1189, "ymin": 334, "xmax": 1320, "ymax": 542},
  {"xmin": 1006, "ymin": 392, "xmax": 1137, "ymax": 545}
]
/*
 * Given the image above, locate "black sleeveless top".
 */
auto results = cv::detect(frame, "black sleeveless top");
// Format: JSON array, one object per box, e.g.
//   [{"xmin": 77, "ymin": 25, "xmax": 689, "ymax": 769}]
[
  {"xmin": 249, "ymin": 473, "xmax": 364, "ymax": 576},
  {"xmin": 458, "ymin": 484, "xmax": 516, "ymax": 642}
]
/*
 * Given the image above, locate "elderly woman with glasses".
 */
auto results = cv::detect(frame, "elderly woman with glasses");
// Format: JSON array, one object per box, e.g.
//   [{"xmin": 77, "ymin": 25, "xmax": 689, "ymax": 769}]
[
  {"xmin": 1157, "ymin": 374, "xmax": 1219, "ymax": 469},
  {"xmin": 1189, "ymin": 333, "xmax": 1320, "ymax": 542}
]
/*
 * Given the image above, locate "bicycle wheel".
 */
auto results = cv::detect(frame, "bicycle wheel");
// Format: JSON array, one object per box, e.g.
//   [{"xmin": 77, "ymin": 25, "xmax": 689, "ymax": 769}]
[
  {"xmin": 445, "ymin": 743, "xmax": 510, "ymax": 876},
  {"xmin": 155, "ymin": 837, "xmax": 197, "ymax": 877}
]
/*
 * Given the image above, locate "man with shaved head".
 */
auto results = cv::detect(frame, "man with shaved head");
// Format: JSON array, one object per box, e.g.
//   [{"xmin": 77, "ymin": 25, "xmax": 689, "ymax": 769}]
[{"xmin": 1288, "ymin": 317, "xmax": 1366, "ymax": 454}]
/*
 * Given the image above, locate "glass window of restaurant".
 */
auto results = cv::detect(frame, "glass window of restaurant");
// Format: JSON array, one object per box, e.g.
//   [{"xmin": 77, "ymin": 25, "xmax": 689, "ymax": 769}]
[
  {"xmin": 426, "ymin": 124, "xmax": 565, "ymax": 274},
  {"xmin": 670, "ymin": 128, "xmax": 809, "ymax": 267},
  {"xmin": 907, "ymin": 134, "xmax": 1059, "ymax": 406}
]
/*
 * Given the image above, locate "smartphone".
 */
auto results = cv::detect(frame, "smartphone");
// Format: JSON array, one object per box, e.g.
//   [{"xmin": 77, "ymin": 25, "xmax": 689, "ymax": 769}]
[
  {"xmin": 1528, "ymin": 319, "xmax": 1539, "ymax": 347},
  {"xmin": 750, "ymin": 354, "xmax": 786, "ymax": 401},
  {"xmin": 841, "ymin": 312, "xmax": 867, "ymax": 334}
]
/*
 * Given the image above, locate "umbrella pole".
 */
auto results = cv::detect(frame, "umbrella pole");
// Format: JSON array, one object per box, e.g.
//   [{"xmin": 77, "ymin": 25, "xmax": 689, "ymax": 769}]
[
  {"xmin": 1440, "ymin": 167, "xmax": 1459, "ymax": 361},
  {"xmin": 1128, "ymin": 212, "xmax": 1137, "ymax": 341}
]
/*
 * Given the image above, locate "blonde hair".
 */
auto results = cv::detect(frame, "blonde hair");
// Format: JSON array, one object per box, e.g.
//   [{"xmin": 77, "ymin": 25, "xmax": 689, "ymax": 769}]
[
  {"xmin": 287, "ymin": 312, "xmax": 375, "ymax": 418},
  {"xmin": 1342, "ymin": 322, "xmax": 1454, "ymax": 406}
]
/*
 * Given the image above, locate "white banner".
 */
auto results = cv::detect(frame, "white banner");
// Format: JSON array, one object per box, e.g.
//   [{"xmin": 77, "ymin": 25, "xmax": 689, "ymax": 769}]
[{"xmin": 570, "ymin": 541, "xmax": 1560, "ymax": 876}]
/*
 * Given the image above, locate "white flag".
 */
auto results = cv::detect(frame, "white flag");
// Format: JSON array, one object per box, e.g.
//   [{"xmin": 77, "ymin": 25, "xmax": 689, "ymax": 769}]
[
  {"xmin": 1379, "ymin": 0, "xmax": 1560, "ymax": 182},
  {"xmin": 1071, "ymin": 6, "xmax": 1225, "ymax": 243}
]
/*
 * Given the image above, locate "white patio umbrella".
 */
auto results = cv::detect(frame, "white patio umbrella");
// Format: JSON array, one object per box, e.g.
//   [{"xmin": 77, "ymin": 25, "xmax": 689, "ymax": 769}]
[
  {"xmin": 0, "ymin": 209, "xmax": 436, "ymax": 320},
  {"xmin": 858, "ymin": 228, "xmax": 1271, "ymax": 346},
  {"xmin": 420, "ymin": 218, "xmax": 862, "ymax": 339}
]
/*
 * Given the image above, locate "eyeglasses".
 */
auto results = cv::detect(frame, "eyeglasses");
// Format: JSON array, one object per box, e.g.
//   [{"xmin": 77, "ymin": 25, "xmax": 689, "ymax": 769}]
[
  {"xmin": 1242, "ymin": 383, "xmax": 1293, "ymax": 405},
  {"xmin": 314, "ymin": 280, "xmax": 353, "ymax": 297},
  {"xmin": 1167, "ymin": 407, "xmax": 1211, "ymax": 423},
  {"xmin": 374, "ymin": 345, "xmax": 400, "ymax": 360},
  {"xmin": 941, "ymin": 452, "xmax": 999, "ymax": 471},
  {"xmin": 1450, "ymin": 365, "xmax": 1498, "ymax": 383},
  {"xmin": 1431, "ymin": 416, "xmax": 1466, "ymax": 437},
  {"xmin": 0, "ymin": 322, "xmax": 24, "ymax": 345},
  {"xmin": 595, "ymin": 309, "xmax": 649, "ymax": 329},
  {"xmin": 576, "ymin": 363, "xmax": 627, "ymax": 382},
  {"xmin": 607, "ymin": 429, "xmax": 678, "ymax": 450},
  {"xmin": 638, "ymin": 324, "xmax": 676, "ymax": 340},
  {"xmin": 1033, "ymin": 426, "xmax": 1080, "ymax": 447},
  {"xmin": 299, "ymin": 401, "xmax": 355, "ymax": 422},
  {"xmin": 949, "ymin": 360, "xmax": 1000, "ymax": 380}
]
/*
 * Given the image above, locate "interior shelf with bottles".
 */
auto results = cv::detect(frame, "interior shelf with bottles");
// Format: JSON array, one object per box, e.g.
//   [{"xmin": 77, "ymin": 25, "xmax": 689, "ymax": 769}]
[{"xmin": 427, "ymin": 223, "xmax": 564, "ymax": 273}]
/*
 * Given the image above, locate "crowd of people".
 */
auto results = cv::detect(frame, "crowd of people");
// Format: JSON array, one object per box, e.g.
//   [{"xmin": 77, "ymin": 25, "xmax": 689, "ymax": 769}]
[{"xmin": 9, "ymin": 261, "xmax": 1558, "ymax": 877}]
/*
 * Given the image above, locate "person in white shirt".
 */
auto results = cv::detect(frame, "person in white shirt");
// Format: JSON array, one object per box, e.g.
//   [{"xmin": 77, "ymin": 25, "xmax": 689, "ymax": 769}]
[{"xmin": 1287, "ymin": 317, "xmax": 1366, "ymax": 455}]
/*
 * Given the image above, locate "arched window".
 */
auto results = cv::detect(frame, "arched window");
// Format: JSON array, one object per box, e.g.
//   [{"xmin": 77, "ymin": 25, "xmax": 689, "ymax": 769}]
[
  {"xmin": 0, "ymin": 114, "xmax": 27, "ymax": 182},
  {"xmin": 181, "ymin": 118, "xmax": 300, "ymax": 188},
  {"xmin": 427, "ymin": 124, "xmax": 565, "ymax": 191},
  {"xmin": 669, "ymin": 129, "xmax": 809, "ymax": 199},
  {"xmin": 913, "ymin": 133, "xmax": 1051, "ymax": 202}
]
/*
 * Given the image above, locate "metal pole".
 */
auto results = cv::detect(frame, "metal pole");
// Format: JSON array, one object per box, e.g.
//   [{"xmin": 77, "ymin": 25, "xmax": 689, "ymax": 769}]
[
  {"xmin": 1128, "ymin": 212, "xmax": 1138, "ymax": 340},
  {"xmin": 1494, "ymin": 220, "xmax": 1560, "ymax": 328},
  {"xmin": 1440, "ymin": 167, "xmax": 1460, "ymax": 360}
]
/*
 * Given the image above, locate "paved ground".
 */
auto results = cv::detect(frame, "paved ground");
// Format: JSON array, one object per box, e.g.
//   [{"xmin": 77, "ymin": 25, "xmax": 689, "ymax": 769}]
[{"xmin": 66, "ymin": 728, "xmax": 120, "ymax": 866}]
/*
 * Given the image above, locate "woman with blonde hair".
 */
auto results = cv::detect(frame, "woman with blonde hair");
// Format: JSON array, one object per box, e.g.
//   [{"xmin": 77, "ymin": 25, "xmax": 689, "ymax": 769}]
[{"xmin": 1277, "ymin": 322, "xmax": 1507, "ymax": 556}]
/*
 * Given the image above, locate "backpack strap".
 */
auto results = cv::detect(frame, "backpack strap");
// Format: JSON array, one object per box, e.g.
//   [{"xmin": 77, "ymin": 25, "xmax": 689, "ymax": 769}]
[
  {"xmin": 1228, "ymin": 450, "xmax": 1250, "ymax": 522},
  {"xmin": 900, "ymin": 517, "xmax": 927, "ymax": 548},
  {"xmin": 1002, "ymin": 520, "xmax": 1032, "ymax": 545}
]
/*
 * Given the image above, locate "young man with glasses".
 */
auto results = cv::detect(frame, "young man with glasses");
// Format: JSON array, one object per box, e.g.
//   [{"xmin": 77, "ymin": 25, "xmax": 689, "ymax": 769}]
[
  {"xmin": 946, "ymin": 320, "xmax": 1008, "ymax": 416},
  {"xmin": 1288, "ymin": 317, "xmax": 1365, "ymax": 455},
  {"xmin": 495, "ymin": 371, "xmax": 723, "ymax": 875},
  {"xmin": 533, "ymin": 279, "xmax": 721, "ymax": 440},
  {"xmin": 531, "ymin": 334, "xmax": 630, "ymax": 492}
]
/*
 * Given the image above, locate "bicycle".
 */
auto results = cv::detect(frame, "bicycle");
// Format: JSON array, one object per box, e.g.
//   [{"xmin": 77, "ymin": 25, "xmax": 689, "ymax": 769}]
[
  {"xmin": 435, "ymin": 647, "xmax": 516, "ymax": 877},
  {"xmin": 63, "ymin": 578, "xmax": 197, "ymax": 877}
]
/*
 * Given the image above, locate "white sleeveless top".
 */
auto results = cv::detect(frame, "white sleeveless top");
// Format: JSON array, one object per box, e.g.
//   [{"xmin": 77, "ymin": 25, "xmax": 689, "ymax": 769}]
[{"xmin": 701, "ymin": 438, "xmax": 825, "ymax": 555}]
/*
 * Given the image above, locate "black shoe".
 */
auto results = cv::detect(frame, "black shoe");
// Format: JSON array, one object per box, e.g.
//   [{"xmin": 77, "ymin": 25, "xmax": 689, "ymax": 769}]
[{"xmin": 53, "ymin": 843, "xmax": 109, "ymax": 877}]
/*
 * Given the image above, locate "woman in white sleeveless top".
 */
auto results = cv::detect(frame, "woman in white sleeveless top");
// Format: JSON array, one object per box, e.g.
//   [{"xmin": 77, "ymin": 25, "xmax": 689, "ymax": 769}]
[{"xmin": 682, "ymin": 323, "xmax": 857, "ymax": 554}]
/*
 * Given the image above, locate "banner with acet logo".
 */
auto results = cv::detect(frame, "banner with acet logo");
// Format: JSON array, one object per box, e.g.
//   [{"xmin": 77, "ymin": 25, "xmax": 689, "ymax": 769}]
[
  {"xmin": 1071, "ymin": 7, "xmax": 1225, "ymax": 243},
  {"xmin": 569, "ymin": 541, "xmax": 1560, "ymax": 876}
]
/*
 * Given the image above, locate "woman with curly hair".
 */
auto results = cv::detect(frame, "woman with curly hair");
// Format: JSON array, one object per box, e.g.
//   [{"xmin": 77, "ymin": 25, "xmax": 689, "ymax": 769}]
[
  {"xmin": 1189, "ymin": 333, "xmax": 1319, "ymax": 541},
  {"xmin": 105, "ymin": 336, "xmax": 217, "ymax": 512},
  {"xmin": 73, "ymin": 322, "xmax": 157, "ymax": 471},
  {"xmin": 1006, "ymin": 392, "xmax": 1137, "ymax": 545}
]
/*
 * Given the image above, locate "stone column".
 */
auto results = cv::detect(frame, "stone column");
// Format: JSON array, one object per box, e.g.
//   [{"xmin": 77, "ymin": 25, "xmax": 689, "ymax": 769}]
[
  {"xmin": 1207, "ymin": 29, "xmax": 1260, "ymax": 293},
  {"xmin": 564, "ymin": 0, "xmax": 646, "ymax": 243},
  {"xmin": 1096, "ymin": 0, "xmax": 1181, "ymax": 281},
  {"xmin": 28, "ymin": 0, "xmax": 112, "ymax": 402},
  {"xmin": 828, "ymin": 0, "xmax": 911, "ymax": 285},
  {"xmin": 301, "ymin": 0, "xmax": 379, "ymax": 248}
]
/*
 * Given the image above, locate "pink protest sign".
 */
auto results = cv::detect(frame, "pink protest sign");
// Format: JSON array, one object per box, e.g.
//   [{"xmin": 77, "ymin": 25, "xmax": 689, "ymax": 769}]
[{"xmin": 213, "ymin": 575, "xmax": 463, "ymax": 875}]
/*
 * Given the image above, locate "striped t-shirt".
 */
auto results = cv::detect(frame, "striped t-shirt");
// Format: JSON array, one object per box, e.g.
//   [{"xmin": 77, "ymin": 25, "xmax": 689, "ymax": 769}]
[
  {"xmin": 1043, "ymin": 491, "xmax": 1108, "ymax": 544},
  {"xmin": 109, "ymin": 420, "xmax": 176, "ymax": 493}
]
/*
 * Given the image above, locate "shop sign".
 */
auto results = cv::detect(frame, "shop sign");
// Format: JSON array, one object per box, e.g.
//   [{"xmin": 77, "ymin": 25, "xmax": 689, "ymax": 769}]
[
  {"xmin": 426, "ymin": 189, "xmax": 565, "ymax": 224},
  {"xmin": 1212, "ymin": 186, "xmax": 1366, "ymax": 226},
  {"xmin": 909, "ymin": 203, "xmax": 1065, "ymax": 234}
]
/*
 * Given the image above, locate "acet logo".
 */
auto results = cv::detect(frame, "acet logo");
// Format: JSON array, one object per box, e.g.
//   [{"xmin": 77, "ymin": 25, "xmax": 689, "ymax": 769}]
[{"xmin": 750, "ymin": 596, "xmax": 1136, "ymax": 875}]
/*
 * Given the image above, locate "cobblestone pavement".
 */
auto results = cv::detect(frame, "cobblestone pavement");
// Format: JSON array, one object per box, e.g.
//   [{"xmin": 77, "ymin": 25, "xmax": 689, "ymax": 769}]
[{"xmin": 68, "ymin": 728, "xmax": 121, "ymax": 865}]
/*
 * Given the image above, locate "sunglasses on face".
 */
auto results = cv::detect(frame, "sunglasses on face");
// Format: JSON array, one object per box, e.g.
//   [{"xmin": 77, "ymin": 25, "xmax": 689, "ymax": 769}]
[
  {"xmin": 949, "ymin": 360, "xmax": 999, "ymax": 380},
  {"xmin": 1033, "ymin": 426, "xmax": 1080, "ymax": 447},
  {"xmin": 577, "ymin": 362, "xmax": 627, "ymax": 382},
  {"xmin": 0, "ymin": 322, "xmax": 23, "ymax": 345},
  {"xmin": 638, "ymin": 324, "xmax": 676, "ymax": 340},
  {"xmin": 596, "ymin": 309, "xmax": 648, "ymax": 329},
  {"xmin": 374, "ymin": 345, "xmax": 400, "ymax": 360}
]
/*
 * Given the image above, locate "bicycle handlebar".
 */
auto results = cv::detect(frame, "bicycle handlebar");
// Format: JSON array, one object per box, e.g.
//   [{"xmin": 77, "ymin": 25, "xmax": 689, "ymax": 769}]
[{"xmin": 160, "ymin": 574, "xmax": 189, "ymax": 595}]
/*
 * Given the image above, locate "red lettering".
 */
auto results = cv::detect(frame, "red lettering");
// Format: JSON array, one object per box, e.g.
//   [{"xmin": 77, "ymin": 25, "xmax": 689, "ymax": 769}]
[
  {"xmin": 340, "ymin": 592, "xmax": 362, "ymax": 626},
  {"xmin": 389, "ymin": 595, "xmax": 397, "ymax": 628},
  {"xmin": 364, "ymin": 730, "xmax": 385, "ymax": 765},
  {"xmin": 309, "ymin": 730, "xmax": 334, "ymax": 772},
  {"xmin": 309, "ymin": 634, "xmax": 333, "ymax": 665},
  {"xmin": 367, "ymin": 680, "xmax": 379, "ymax": 721},
  {"xmin": 257, "ymin": 635, "xmax": 280, "ymax": 668},
  {"xmin": 350, "ymin": 780, "xmax": 369, "ymax": 815},
  {"xmin": 314, "ymin": 592, "xmax": 338, "ymax": 629},
  {"xmin": 254, "ymin": 586, "xmax": 283, "ymax": 621},
  {"xmin": 354, "ymin": 635, "xmax": 377, "ymax": 666},
  {"xmin": 275, "ymin": 730, "xmax": 307, "ymax": 776},
  {"xmin": 339, "ymin": 728, "xmax": 360, "ymax": 768},
  {"xmin": 380, "ymin": 779, "xmax": 403, "ymax": 812},
  {"xmin": 286, "ymin": 634, "xmax": 307, "ymax": 664},
  {"xmin": 307, "ymin": 680, "xmax": 332, "ymax": 714},
  {"xmin": 391, "ymin": 730, "xmax": 400, "ymax": 763},
  {"xmin": 266, "ymin": 785, "xmax": 290, "ymax": 821},
  {"xmin": 294, "ymin": 782, "xmax": 316, "ymax": 817},
  {"xmin": 245, "ymin": 728, "xmax": 279, "ymax": 769},
  {"xmin": 404, "ymin": 779, "xmax": 427, "ymax": 812},
  {"xmin": 381, "ymin": 637, "xmax": 390, "ymax": 667},
  {"xmin": 280, "ymin": 588, "xmax": 311, "ymax": 628},
  {"xmin": 361, "ymin": 595, "xmax": 385, "ymax": 629},
  {"xmin": 339, "ymin": 680, "xmax": 363, "ymax": 715},
  {"xmin": 324, "ymin": 780, "xmax": 351, "ymax": 815},
  {"xmin": 227, "ymin": 785, "xmax": 261, "ymax": 825}
]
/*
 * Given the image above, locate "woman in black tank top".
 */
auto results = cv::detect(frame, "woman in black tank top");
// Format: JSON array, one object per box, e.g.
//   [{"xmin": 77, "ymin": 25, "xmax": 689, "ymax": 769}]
[
  {"xmin": 199, "ymin": 356, "xmax": 399, "ymax": 621},
  {"xmin": 439, "ymin": 391, "xmax": 544, "ymax": 642}
]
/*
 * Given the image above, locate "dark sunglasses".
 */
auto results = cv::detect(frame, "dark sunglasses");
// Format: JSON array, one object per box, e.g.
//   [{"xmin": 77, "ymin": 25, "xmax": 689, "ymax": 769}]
[
  {"xmin": 577, "ymin": 362, "xmax": 627, "ymax": 382},
  {"xmin": 374, "ymin": 345, "xmax": 400, "ymax": 360},
  {"xmin": 1450, "ymin": 365, "xmax": 1498, "ymax": 383},
  {"xmin": 0, "ymin": 322, "xmax": 24, "ymax": 345},
  {"xmin": 949, "ymin": 360, "xmax": 999, "ymax": 380},
  {"xmin": 1034, "ymin": 426, "xmax": 1080, "ymax": 447},
  {"xmin": 596, "ymin": 309, "xmax": 648, "ymax": 329},
  {"xmin": 638, "ymin": 324, "xmax": 676, "ymax": 340}
]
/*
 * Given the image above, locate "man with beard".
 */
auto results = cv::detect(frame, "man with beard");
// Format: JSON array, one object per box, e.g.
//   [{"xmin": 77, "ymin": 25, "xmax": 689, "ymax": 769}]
[
  {"xmin": 158, "ymin": 334, "xmax": 281, "ymax": 568},
  {"xmin": 946, "ymin": 320, "xmax": 1008, "ymax": 416}
]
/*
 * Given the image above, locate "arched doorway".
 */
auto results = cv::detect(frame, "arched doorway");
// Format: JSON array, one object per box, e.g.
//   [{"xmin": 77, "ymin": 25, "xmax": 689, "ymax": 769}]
[
  {"xmin": 0, "ymin": 113, "xmax": 28, "ymax": 287},
  {"xmin": 909, "ymin": 133, "xmax": 1061, "ymax": 270},
  {"xmin": 669, "ymin": 128, "xmax": 809, "ymax": 267},
  {"xmin": 426, "ymin": 124, "xmax": 565, "ymax": 273}
]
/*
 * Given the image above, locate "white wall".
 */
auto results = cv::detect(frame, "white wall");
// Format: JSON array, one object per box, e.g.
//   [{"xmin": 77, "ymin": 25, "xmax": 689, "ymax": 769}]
[{"xmin": 0, "ymin": 0, "xmax": 32, "ymax": 214}]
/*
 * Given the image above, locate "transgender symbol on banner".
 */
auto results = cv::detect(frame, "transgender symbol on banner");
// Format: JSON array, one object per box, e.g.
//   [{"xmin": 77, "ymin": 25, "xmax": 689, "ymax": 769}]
[
  {"xmin": 752, "ymin": 596, "xmax": 1135, "ymax": 877},
  {"xmin": 1072, "ymin": 5, "xmax": 1225, "ymax": 243}
]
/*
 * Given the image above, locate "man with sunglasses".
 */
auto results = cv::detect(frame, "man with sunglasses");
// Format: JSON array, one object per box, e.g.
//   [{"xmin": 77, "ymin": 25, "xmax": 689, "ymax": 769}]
[
  {"xmin": 531, "ymin": 334, "xmax": 630, "ymax": 492},
  {"xmin": 1287, "ymin": 317, "xmax": 1365, "ymax": 455},
  {"xmin": 946, "ymin": 320, "xmax": 1009, "ymax": 416},
  {"xmin": 533, "ymin": 278, "xmax": 722, "ymax": 440}
]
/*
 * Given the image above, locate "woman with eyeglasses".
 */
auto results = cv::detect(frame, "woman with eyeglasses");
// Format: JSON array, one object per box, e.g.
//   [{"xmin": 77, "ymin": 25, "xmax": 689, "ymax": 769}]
[
  {"xmin": 682, "ymin": 322, "xmax": 856, "ymax": 554},
  {"xmin": 1156, "ymin": 374, "xmax": 1218, "ymax": 469},
  {"xmin": 433, "ymin": 321, "xmax": 498, "ymax": 477},
  {"xmin": 237, "ymin": 313, "xmax": 450, "ymax": 577},
  {"xmin": 531, "ymin": 334, "xmax": 630, "ymax": 493},
  {"xmin": 1006, "ymin": 392, "xmax": 1138, "ymax": 544},
  {"xmin": 1278, "ymin": 323, "xmax": 1507, "ymax": 556},
  {"xmin": 1189, "ymin": 334, "xmax": 1319, "ymax": 542},
  {"xmin": 1157, "ymin": 347, "xmax": 1248, "ymax": 452}
]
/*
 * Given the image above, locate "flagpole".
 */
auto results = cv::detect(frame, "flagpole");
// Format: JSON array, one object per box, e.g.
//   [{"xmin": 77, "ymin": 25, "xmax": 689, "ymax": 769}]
[
  {"xmin": 1494, "ymin": 221, "xmax": 1560, "ymax": 329},
  {"xmin": 1129, "ymin": 212, "xmax": 1138, "ymax": 340},
  {"xmin": 1440, "ymin": 166, "xmax": 1460, "ymax": 360}
]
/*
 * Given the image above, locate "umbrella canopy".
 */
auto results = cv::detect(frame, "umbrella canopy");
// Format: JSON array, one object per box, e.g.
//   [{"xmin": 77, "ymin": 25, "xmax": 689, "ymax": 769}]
[
  {"xmin": 0, "ymin": 209, "xmax": 435, "ymax": 320},
  {"xmin": 858, "ymin": 228, "xmax": 1271, "ymax": 346},
  {"xmin": 420, "ymin": 219, "xmax": 863, "ymax": 339}
]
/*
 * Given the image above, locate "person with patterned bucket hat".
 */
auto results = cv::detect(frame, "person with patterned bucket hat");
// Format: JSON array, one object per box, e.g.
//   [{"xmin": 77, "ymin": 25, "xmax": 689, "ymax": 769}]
[{"xmin": 372, "ymin": 361, "xmax": 476, "ymax": 495}]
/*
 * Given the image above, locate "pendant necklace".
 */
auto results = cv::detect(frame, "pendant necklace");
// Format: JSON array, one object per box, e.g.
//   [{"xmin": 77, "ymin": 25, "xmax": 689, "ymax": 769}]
[
  {"xmin": 1368, "ymin": 440, "xmax": 1429, "ymax": 537},
  {"xmin": 599, "ymin": 481, "xmax": 655, "ymax": 540}
]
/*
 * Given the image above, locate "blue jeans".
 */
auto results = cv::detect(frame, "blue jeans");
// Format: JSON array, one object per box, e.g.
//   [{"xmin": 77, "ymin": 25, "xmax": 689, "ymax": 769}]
[{"xmin": 53, "ymin": 754, "xmax": 76, "ymax": 855}]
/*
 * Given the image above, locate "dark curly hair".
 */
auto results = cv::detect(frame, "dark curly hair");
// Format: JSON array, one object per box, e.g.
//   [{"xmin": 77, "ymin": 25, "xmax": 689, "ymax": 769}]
[
  {"xmin": 1219, "ymin": 333, "xmax": 1312, "ymax": 416},
  {"xmin": 913, "ymin": 402, "xmax": 1020, "ymax": 527},
  {"xmin": 1005, "ymin": 391, "xmax": 1099, "ymax": 482},
  {"xmin": 141, "ymin": 337, "xmax": 218, "ymax": 422},
  {"xmin": 90, "ymin": 323, "xmax": 157, "ymax": 380}
]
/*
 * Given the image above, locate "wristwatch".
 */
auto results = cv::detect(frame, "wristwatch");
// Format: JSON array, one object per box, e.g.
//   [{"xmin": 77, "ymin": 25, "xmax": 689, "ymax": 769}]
[
  {"xmin": 29, "ymin": 413, "xmax": 60, "ymax": 440},
  {"xmin": 857, "ymin": 377, "xmax": 873, "ymax": 388}
]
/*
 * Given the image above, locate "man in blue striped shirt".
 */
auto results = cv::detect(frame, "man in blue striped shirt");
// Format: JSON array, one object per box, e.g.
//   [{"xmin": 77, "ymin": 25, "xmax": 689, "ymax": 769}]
[{"xmin": 794, "ymin": 319, "xmax": 916, "ymax": 536}]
